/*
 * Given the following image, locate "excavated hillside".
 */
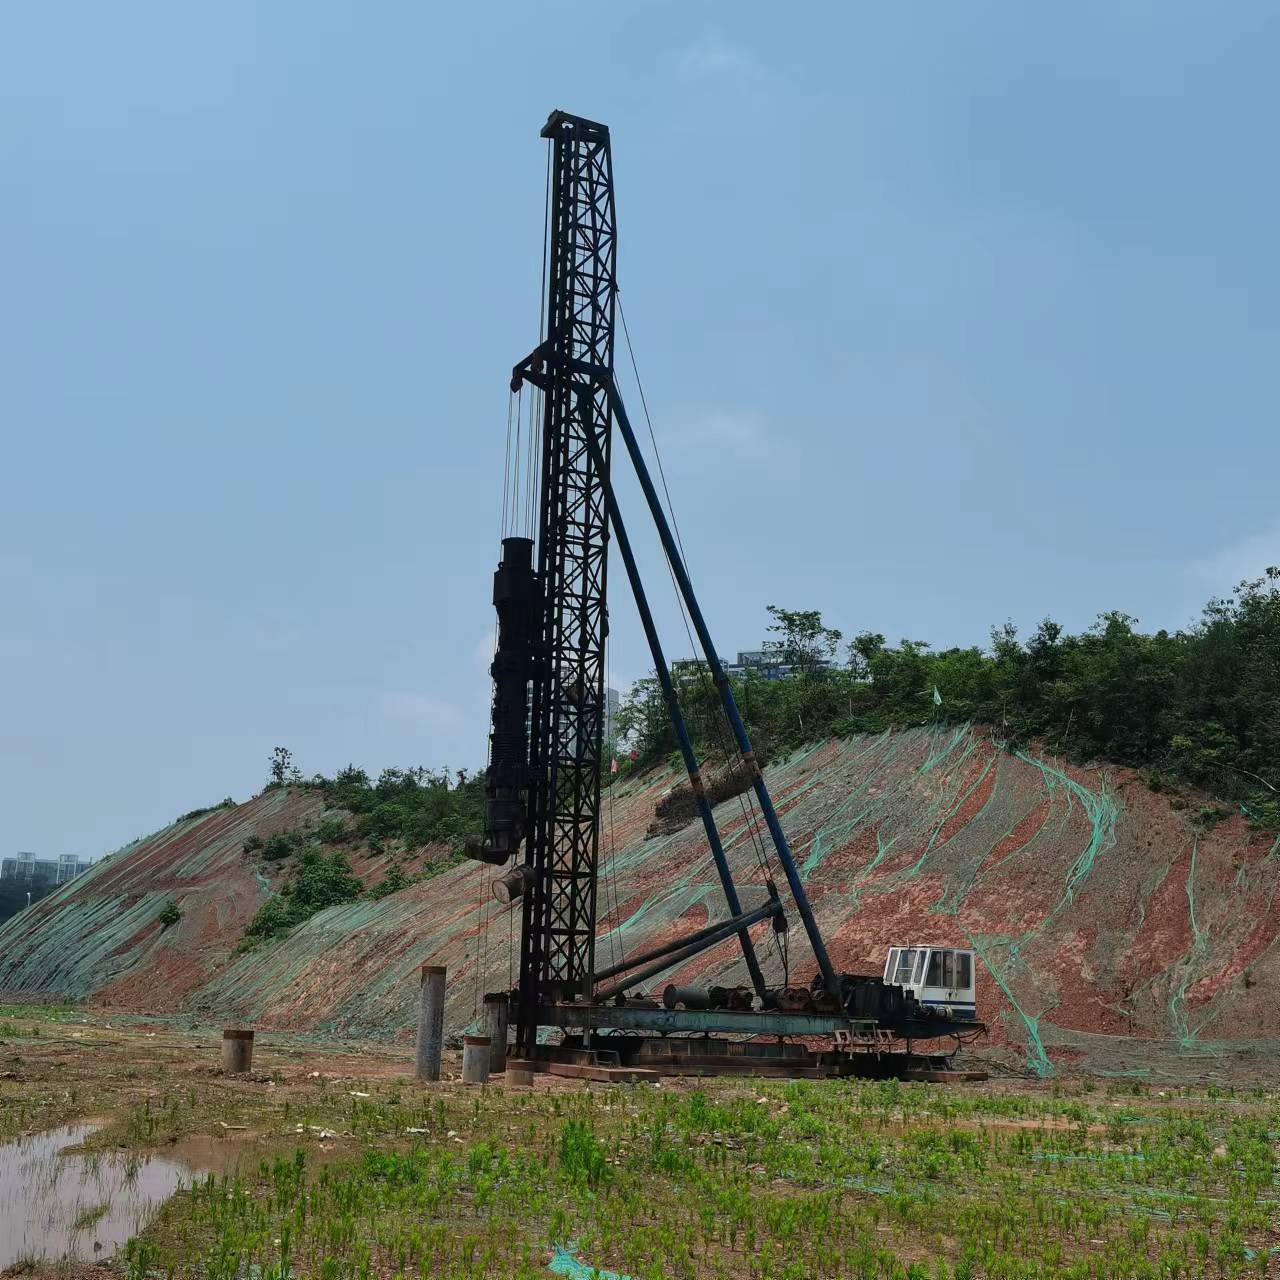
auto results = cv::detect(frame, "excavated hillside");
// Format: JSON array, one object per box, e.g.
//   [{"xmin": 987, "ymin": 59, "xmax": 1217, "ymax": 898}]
[{"xmin": 2, "ymin": 724, "xmax": 1277, "ymax": 1082}]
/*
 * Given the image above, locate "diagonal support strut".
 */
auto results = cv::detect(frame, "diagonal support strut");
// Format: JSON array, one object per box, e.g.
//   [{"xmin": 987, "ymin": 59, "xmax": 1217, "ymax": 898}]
[
  {"xmin": 597, "ymin": 372, "xmax": 841, "ymax": 999},
  {"xmin": 575, "ymin": 400, "xmax": 770, "ymax": 998}
]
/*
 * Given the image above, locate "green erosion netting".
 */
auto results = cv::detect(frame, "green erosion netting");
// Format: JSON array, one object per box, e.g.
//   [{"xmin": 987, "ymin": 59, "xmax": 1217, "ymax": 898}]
[
  {"xmin": 4, "ymin": 726, "xmax": 1279, "ymax": 1081},
  {"xmin": 548, "ymin": 1245, "xmax": 632, "ymax": 1280},
  {"xmin": 0, "ymin": 789, "xmax": 326, "ymax": 1007}
]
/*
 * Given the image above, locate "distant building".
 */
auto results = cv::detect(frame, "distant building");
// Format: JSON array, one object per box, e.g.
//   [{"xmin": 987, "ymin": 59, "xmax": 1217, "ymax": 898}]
[
  {"xmin": 603, "ymin": 686, "xmax": 620, "ymax": 745},
  {"xmin": 676, "ymin": 648, "xmax": 838, "ymax": 683},
  {"xmin": 725, "ymin": 649, "xmax": 789, "ymax": 680},
  {"xmin": 0, "ymin": 853, "xmax": 91, "ymax": 888}
]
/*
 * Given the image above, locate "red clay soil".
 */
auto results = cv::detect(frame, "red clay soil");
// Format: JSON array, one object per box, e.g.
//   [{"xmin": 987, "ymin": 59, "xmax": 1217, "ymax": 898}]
[{"xmin": 4, "ymin": 726, "xmax": 1279, "ymax": 1083}]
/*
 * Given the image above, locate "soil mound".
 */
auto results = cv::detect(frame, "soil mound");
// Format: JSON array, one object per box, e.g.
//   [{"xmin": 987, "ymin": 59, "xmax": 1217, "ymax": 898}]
[{"xmin": 3, "ymin": 726, "xmax": 1276, "ymax": 1082}]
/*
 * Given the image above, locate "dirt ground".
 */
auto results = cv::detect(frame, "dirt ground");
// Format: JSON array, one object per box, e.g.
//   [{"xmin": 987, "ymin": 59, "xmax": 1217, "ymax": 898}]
[{"xmin": 3, "ymin": 1003, "xmax": 1279, "ymax": 1279}]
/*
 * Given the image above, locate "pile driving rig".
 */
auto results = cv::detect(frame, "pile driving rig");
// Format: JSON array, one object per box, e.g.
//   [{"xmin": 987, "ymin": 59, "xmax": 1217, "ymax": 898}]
[{"xmin": 468, "ymin": 110, "xmax": 984, "ymax": 1078}]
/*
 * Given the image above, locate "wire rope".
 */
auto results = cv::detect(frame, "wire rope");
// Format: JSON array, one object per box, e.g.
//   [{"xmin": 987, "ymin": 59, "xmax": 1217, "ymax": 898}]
[
  {"xmin": 486, "ymin": 155, "xmax": 552, "ymax": 999},
  {"xmin": 618, "ymin": 301, "xmax": 775, "ymax": 878},
  {"xmin": 507, "ymin": 875, "xmax": 515, "ymax": 991},
  {"xmin": 472, "ymin": 856, "xmax": 485, "ymax": 1017},
  {"xmin": 599, "ymin": 644, "xmax": 624, "ymax": 977},
  {"xmin": 528, "ymin": 143, "xmax": 551, "ymax": 544},
  {"xmin": 500, "ymin": 394, "xmax": 515, "ymax": 538},
  {"xmin": 512, "ymin": 386, "xmax": 524, "ymax": 535},
  {"xmin": 615, "ymin": 294, "xmax": 789, "ymax": 982},
  {"xmin": 486, "ymin": 375, "xmax": 520, "ymax": 1009}
]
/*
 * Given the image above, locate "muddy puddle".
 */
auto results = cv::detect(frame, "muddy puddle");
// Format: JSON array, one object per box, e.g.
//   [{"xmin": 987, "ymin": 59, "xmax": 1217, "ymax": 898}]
[{"xmin": 0, "ymin": 1124, "xmax": 263, "ymax": 1267}]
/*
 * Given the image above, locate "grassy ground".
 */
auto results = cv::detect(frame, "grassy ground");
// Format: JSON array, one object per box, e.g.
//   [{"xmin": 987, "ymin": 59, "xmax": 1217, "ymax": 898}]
[{"xmin": 1, "ymin": 1004, "xmax": 1278, "ymax": 1280}]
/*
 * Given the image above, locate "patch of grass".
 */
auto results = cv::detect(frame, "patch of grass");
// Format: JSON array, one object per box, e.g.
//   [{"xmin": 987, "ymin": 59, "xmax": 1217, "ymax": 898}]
[
  {"xmin": 261, "ymin": 831, "xmax": 304, "ymax": 861},
  {"xmin": 0, "ymin": 1002, "xmax": 85, "ymax": 1040},
  {"xmin": 240, "ymin": 849, "xmax": 363, "ymax": 946},
  {"xmin": 0, "ymin": 1018, "xmax": 41, "ymax": 1038},
  {"xmin": 558, "ymin": 1117, "xmax": 609, "ymax": 1188},
  {"xmin": 369, "ymin": 861, "xmax": 409, "ymax": 899},
  {"xmin": 177, "ymin": 798, "xmax": 236, "ymax": 823},
  {"xmin": 122, "ymin": 1072, "xmax": 1280, "ymax": 1280},
  {"xmin": 72, "ymin": 1200, "xmax": 111, "ymax": 1231},
  {"xmin": 6, "ymin": 1019, "xmax": 1280, "ymax": 1280}
]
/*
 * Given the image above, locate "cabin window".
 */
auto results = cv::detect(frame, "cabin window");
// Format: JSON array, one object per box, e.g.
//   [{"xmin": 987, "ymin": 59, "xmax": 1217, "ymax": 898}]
[
  {"xmin": 893, "ymin": 949, "xmax": 919, "ymax": 985},
  {"xmin": 926, "ymin": 951, "xmax": 943, "ymax": 986},
  {"xmin": 957, "ymin": 952, "xmax": 972, "ymax": 989},
  {"xmin": 912, "ymin": 950, "xmax": 927, "ymax": 984}
]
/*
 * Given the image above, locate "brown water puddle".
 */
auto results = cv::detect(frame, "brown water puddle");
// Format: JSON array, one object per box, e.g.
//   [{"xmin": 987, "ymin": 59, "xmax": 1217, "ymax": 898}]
[{"xmin": 0, "ymin": 1124, "xmax": 268, "ymax": 1267}]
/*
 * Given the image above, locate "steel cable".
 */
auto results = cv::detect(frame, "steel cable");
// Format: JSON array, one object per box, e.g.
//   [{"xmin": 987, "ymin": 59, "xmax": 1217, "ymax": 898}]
[{"xmin": 615, "ymin": 295, "xmax": 788, "ymax": 982}]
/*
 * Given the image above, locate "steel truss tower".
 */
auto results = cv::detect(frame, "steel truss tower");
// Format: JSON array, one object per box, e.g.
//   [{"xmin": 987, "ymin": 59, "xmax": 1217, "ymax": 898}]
[
  {"xmin": 472, "ymin": 109, "xmax": 863, "ymax": 1065},
  {"xmin": 517, "ymin": 110, "xmax": 617, "ymax": 1053}
]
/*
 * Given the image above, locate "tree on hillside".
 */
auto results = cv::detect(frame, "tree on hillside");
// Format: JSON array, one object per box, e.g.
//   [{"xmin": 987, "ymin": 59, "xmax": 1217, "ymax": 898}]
[
  {"xmin": 615, "ymin": 580, "xmax": 1280, "ymax": 828},
  {"xmin": 847, "ymin": 631, "xmax": 887, "ymax": 680},
  {"xmin": 269, "ymin": 746, "xmax": 301, "ymax": 787},
  {"xmin": 765, "ymin": 605, "xmax": 843, "ymax": 676},
  {"xmin": 615, "ymin": 677, "xmax": 676, "ymax": 760}
]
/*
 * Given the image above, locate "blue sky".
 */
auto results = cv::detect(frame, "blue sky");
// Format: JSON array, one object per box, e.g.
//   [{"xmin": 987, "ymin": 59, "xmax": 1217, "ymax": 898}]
[{"xmin": 3, "ymin": 4, "xmax": 1278, "ymax": 857}]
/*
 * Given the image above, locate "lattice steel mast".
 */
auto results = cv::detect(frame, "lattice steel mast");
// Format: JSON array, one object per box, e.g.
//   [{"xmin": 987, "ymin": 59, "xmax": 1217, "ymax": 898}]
[
  {"xmin": 520, "ymin": 110, "xmax": 617, "ymax": 1055},
  {"xmin": 471, "ymin": 109, "xmax": 846, "ymax": 1062},
  {"xmin": 465, "ymin": 110, "xmax": 617, "ymax": 1055}
]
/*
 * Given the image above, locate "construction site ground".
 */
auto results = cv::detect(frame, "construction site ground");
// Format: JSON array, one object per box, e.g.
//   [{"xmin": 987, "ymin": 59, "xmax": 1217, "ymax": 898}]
[
  {"xmin": 5, "ymin": 727, "xmax": 1280, "ymax": 1090},
  {"xmin": 3, "ymin": 1003, "xmax": 1277, "ymax": 1279}
]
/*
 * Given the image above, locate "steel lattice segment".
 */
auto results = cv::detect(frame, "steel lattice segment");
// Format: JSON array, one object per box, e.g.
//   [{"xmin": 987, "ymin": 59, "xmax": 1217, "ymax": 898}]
[{"xmin": 517, "ymin": 111, "xmax": 617, "ymax": 1054}]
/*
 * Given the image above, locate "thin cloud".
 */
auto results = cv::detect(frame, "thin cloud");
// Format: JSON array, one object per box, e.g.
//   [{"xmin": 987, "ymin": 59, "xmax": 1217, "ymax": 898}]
[
  {"xmin": 380, "ymin": 693, "xmax": 466, "ymax": 728},
  {"xmin": 245, "ymin": 624, "xmax": 296, "ymax": 656},
  {"xmin": 681, "ymin": 408, "xmax": 771, "ymax": 463},
  {"xmin": 676, "ymin": 37, "xmax": 761, "ymax": 81},
  {"xmin": 473, "ymin": 627, "xmax": 496, "ymax": 670},
  {"xmin": 1188, "ymin": 529, "xmax": 1280, "ymax": 595}
]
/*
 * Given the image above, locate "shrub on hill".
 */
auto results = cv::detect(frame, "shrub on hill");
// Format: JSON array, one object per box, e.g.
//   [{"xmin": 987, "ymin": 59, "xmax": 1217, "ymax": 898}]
[
  {"xmin": 303, "ymin": 765, "xmax": 484, "ymax": 854},
  {"xmin": 242, "ymin": 848, "xmax": 363, "ymax": 945},
  {"xmin": 176, "ymin": 797, "xmax": 236, "ymax": 823},
  {"xmin": 237, "ymin": 763, "xmax": 482, "ymax": 946},
  {"xmin": 618, "ymin": 571, "xmax": 1280, "ymax": 824},
  {"xmin": 369, "ymin": 862, "xmax": 410, "ymax": 899}
]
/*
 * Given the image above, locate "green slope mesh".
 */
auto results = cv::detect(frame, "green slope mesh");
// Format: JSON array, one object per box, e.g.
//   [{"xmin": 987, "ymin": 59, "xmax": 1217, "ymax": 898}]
[
  {"xmin": 4, "ymin": 726, "xmax": 1278, "ymax": 1082},
  {"xmin": 548, "ymin": 1245, "xmax": 632, "ymax": 1280}
]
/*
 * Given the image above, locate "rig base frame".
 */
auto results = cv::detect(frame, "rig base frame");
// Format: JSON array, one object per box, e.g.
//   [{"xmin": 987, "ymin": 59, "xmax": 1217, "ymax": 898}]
[{"xmin": 520, "ymin": 1000, "xmax": 986, "ymax": 1082}]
